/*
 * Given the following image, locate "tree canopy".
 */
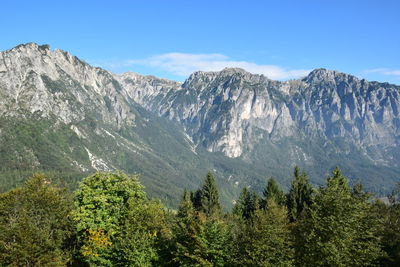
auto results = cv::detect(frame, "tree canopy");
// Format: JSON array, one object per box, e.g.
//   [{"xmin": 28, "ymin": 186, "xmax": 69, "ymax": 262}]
[{"xmin": 0, "ymin": 167, "xmax": 398, "ymax": 266}]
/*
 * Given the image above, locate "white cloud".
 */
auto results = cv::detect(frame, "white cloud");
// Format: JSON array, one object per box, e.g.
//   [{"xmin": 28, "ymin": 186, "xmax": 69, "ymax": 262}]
[
  {"xmin": 118, "ymin": 53, "xmax": 310, "ymax": 80},
  {"xmin": 365, "ymin": 68, "xmax": 400, "ymax": 77}
]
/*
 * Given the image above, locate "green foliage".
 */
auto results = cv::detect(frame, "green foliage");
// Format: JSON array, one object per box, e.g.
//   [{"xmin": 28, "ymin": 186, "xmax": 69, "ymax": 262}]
[
  {"xmin": 296, "ymin": 167, "xmax": 384, "ymax": 266},
  {"xmin": 113, "ymin": 199, "xmax": 171, "ymax": 266},
  {"xmin": 0, "ymin": 116, "xmax": 89, "ymax": 174},
  {"xmin": 0, "ymin": 116, "xmax": 89, "ymax": 194},
  {"xmin": 191, "ymin": 188, "xmax": 203, "ymax": 211},
  {"xmin": 233, "ymin": 198, "xmax": 294, "ymax": 266},
  {"xmin": 287, "ymin": 166, "xmax": 313, "ymax": 221},
  {"xmin": 263, "ymin": 177, "xmax": 286, "ymax": 207},
  {"xmin": 233, "ymin": 187, "xmax": 259, "ymax": 220},
  {"xmin": 379, "ymin": 183, "xmax": 400, "ymax": 266},
  {"xmin": 188, "ymin": 172, "xmax": 222, "ymax": 216},
  {"xmin": 200, "ymin": 172, "xmax": 222, "ymax": 217},
  {"xmin": 173, "ymin": 191, "xmax": 208, "ymax": 266},
  {"xmin": 0, "ymin": 111, "xmax": 250, "ymax": 209},
  {"xmin": 0, "ymin": 174, "xmax": 74, "ymax": 266},
  {"xmin": 73, "ymin": 172, "xmax": 159, "ymax": 266},
  {"xmin": 172, "ymin": 175, "xmax": 230, "ymax": 266},
  {"xmin": 0, "ymin": 167, "xmax": 399, "ymax": 265},
  {"xmin": 201, "ymin": 219, "xmax": 230, "ymax": 266}
]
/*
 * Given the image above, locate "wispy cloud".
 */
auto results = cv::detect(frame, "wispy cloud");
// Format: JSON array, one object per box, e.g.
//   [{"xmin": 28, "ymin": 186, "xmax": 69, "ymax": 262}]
[
  {"xmin": 102, "ymin": 53, "xmax": 311, "ymax": 80},
  {"xmin": 365, "ymin": 68, "xmax": 400, "ymax": 77}
]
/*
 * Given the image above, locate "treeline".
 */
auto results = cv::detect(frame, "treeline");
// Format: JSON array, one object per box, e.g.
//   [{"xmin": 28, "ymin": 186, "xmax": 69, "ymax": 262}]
[{"xmin": 0, "ymin": 168, "xmax": 399, "ymax": 266}]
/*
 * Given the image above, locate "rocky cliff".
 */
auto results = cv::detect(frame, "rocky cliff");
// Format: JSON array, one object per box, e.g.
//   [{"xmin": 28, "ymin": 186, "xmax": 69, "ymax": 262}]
[
  {"xmin": 0, "ymin": 43, "xmax": 221, "ymax": 205},
  {"xmin": 1, "ymin": 43, "xmax": 399, "ymax": 203},
  {"xmin": 121, "ymin": 67, "xmax": 399, "ymax": 165},
  {"xmin": 120, "ymin": 66, "xmax": 400, "ymax": 192}
]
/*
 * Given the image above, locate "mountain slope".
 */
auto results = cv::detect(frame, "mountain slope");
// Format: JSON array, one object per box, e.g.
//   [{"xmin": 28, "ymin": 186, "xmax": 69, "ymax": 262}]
[
  {"xmin": 120, "ymin": 67, "xmax": 400, "ymax": 193},
  {"xmin": 0, "ymin": 43, "xmax": 254, "ymax": 206},
  {"xmin": 0, "ymin": 43, "xmax": 399, "ymax": 206}
]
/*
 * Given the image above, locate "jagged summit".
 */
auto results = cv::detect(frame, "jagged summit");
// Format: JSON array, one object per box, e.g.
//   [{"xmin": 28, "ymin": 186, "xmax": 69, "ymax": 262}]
[
  {"xmin": 185, "ymin": 67, "xmax": 365, "ymax": 87},
  {"xmin": 118, "ymin": 71, "xmax": 181, "ymax": 84},
  {"xmin": 2, "ymin": 42, "xmax": 90, "ymax": 68},
  {"xmin": 2, "ymin": 43, "xmax": 398, "ymax": 87},
  {"xmin": 12, "ymin": 42, "xmax": 46, "ymax": 49},
  {"xmin": 191, "ymin": 67, "xmax": 249, "ymax": 75},
  {"xmin": 220, "ymin": 67, "xmax": 250, "ymax": 74},
  {"xmin": 187, "ymin": 67, "xmax": 262, "ymax": 79},
  {"xmin": 6, "ymin": 43, "xmax": 51, "ymax": 55},
  {"xmin": 303, "ymin": 68, "xmax": 361, "ymax": 84},
  {"xmin": 183, "ymin": 67, "xmax": 268, "ymax": 90}
]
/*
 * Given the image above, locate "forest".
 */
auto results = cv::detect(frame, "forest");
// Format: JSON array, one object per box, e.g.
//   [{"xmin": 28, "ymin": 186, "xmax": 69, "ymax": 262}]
[{"xmin": 0, "ymin": 167, "xmax": 399, "ymax": 266}]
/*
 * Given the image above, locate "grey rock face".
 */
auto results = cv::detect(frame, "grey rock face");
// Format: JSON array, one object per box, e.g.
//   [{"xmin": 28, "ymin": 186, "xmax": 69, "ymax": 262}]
[
  {"xmin": 0, "ymin": 43, "xmax": 223, "ymax": 206},
  {"xmin": 0, "ymin": 43, "xmax": 135, "ymax": 129},
  {"xmin": 123, "ymin": 67, "xmax": 400, "ymax": 168},
  {"xmin": 298, "ymin": 68, "xmax": 399, "ymax": 146},
  {"xmin": 1, "ymin": 43, "xmax": 399, "ymax": 197},
  {"xmin": 116, "ymin": 72, "xmax": 181, "ymax": 110}
]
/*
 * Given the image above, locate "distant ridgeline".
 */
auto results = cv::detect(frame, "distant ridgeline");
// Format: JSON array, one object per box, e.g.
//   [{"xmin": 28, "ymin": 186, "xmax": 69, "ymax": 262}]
[{"xmin": 0, "ymin": 43, "xmax": 399, "ymax": 206}]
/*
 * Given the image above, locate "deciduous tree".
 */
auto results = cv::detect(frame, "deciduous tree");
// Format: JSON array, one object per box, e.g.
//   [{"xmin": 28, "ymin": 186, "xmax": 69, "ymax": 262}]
[{"xmin": 73, "ymin": 172, "xmax": 161, "ymax": 266}]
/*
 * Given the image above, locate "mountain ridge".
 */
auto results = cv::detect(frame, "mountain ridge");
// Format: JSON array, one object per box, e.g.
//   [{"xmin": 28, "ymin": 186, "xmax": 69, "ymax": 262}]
[{"xmin": 0, "ymin": 43, "xmax": 399, "ymax": 205}]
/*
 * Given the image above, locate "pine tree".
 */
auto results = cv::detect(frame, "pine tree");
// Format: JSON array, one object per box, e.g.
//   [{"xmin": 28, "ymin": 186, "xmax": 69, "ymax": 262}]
[
  {"xmin": 233, "ymin": 187, "xmax": 259, "ymax": 220},
  {"xmin": 173, "ymin": 178, "xmax": 229, "ymax": 267},
  {"xmin": 263, "ymin": 178, "xmax": 286, "ymax": 208},
  {"xmin": 296, "ymin": 167, "xmax": 383, "ymax": 266},
  {"xmin": 191, "ymin": 189, "xmax": 203, "ymax": 211},
  {"xmin": 379, "ymin": 183, "xmax": 400, "ymax": 266},
  {"xmin": 200, "ymin": 172, "xmax": 221, "ymax": 217},
  {"xmin": 287, "ymin": 166, "xmax": 313, "ymax": 221},
  {"xmin": 202, "ymin": 219, "xmax": 230, "ymax": 266},
  {"xmin": 234, "ymin": 198, "xmax": 294, "ymax": 266},
  {"xmin": 173, "ymin": 190, "xmax": 210, "ymax": 266},
  {"xmin": 0, "ymin": 174, "xmax": 74, "ymax": 266}
]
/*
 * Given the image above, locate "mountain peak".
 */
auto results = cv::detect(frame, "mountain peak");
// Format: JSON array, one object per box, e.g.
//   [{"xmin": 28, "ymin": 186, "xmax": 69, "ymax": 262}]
[
  {"xmin": 304, "ymin": 68, "xmax": 359, "ymax": 84},
  {"xmin": 220, "ymin": 67, "xmax": 249, "ymax": 74},
  {"xmin": 184, "ymin": 67, "xmax": 267, "ymax": 88},
  {"xmin": 189, "ymin": 67, "xmax": 251, "ymax": 78},
  {"xmin": 10, "ymin": 42, "xmax": 50, "ymax": 53},
  {"xmin": 307, "ymin": 68, "xmax": 337, "ymax": 77}
]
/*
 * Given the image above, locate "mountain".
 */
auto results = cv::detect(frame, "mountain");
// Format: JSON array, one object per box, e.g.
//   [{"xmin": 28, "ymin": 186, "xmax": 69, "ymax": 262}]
[
  {"xmin": 0, "ymin": 43, "xmax": 399, "ymax": 207},
  {"xmin": 119, "ymin": 67, "xmax": 400, "ymax": 193},
  {"xmin": 0, "ymin": 43, "xmax": 269, "ymax": 207}
]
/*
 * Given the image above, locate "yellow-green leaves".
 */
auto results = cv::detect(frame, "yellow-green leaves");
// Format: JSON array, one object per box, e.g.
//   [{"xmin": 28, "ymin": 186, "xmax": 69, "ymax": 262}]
[{"xmin": 73, "ymin": 171, "xmax": 166, "ymax": 266}]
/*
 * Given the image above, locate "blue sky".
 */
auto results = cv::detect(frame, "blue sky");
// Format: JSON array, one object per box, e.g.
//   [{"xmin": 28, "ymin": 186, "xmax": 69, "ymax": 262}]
[{"xmin": 1, "ymin": 0, "xmax": 399, "ymax": 84}]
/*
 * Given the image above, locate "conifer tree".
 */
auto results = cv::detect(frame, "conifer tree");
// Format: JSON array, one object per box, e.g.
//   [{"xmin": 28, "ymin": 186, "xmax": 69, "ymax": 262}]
[
  {"xmin": 200, "ymin": 172, "xmax": 221, "ymax": 217},
  {"xmin": 263, "ymin": 178, "xmax": 286, "ymax": 207},
  {"xmin": 0, "ymin": 174, "xmax": 74, "ymax": 266},
  {"xmin": 287, "ymin": 166, "xmax": 313, "ymax": 221},
  {"xmin": 173, "ymin": 175, "xmax": 229, "ymax": 266},
  {"xmin": 233, "ymin": 187, "xmax": 259, "ymax": 220},
  {"xmin": 379, "ymin": 183, "xmax": 400, "ymax": 266},
  {"xmin": 202, "ymin": 218, "xmax": 230, "ymax": 266},
  {"xmin": 233, "ymin": 187, "xmax": 249, "ymax": 217},
  {"xmin": 296, "ymin": 167, "xmax": 383, "ymax": 266},
  {"xmin": 191, "ymin": 189, "xmax": 203, "ymax": 211},
  {"xmin": 234, "ymin": 198, "xmax": 294, "ymax": 266},
  {"xmin": 173, "ymin": 190, "xmax": 209, "ymax": 266}
]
